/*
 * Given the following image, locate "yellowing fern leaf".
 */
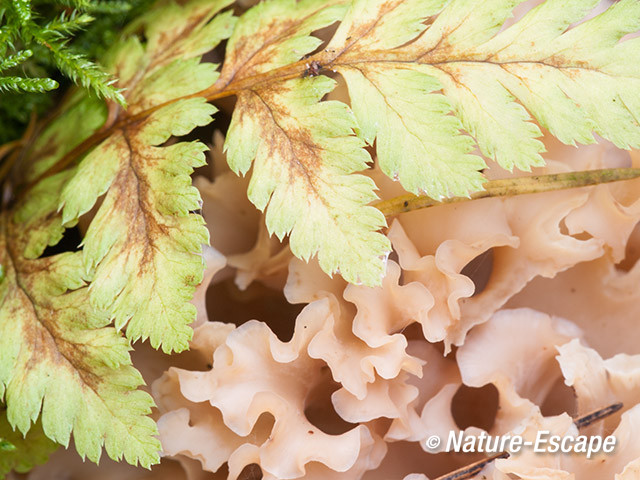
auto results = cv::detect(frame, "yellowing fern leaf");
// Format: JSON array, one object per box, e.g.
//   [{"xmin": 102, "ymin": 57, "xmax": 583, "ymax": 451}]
[
  {"xmin": 226, "ymin": 76, "xmax": 390, "ymax": 285},
  {"xmin": 56, "ymin": 0, "xmax": 236, "ymax": 353},
  {"xmin": 0, "ymin": 214, "xmax": 159, "ymax": 466},
  {"xmin": 326, "ymin": 0, "xmax": 640, "ymax": 193},
  {"xmin": 0, "ymin": 0, "xmax": 237, "ymax": 468},
  {"xmin": 219, "ymin": 0, "xmax": 640, "ymax": 283},
  {"xmin": 221, "ymin": 0, "xmax": 391, "ymax": 285},
  {"xmin": 18, "ymin": 0, "xmax": 639, "ymax": 290}
]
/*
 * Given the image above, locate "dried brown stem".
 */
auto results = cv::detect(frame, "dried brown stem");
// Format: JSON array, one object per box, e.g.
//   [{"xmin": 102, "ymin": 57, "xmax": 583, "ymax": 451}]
[{"xmin": 375, "ymin": 169, "xmax": 640, "ymax": 217}]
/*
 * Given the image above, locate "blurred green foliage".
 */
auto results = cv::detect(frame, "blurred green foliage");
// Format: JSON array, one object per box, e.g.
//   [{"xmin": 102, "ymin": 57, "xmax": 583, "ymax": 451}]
[{"xmin": 0, "ymin": 0, "xmax": 154, "ymax": 143}]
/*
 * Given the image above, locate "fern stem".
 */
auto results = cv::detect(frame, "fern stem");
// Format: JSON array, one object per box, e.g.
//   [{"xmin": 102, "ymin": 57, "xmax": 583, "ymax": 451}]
[{"xmin": 374, "ymin": 168, "xmax": 640, "ymax": 217}]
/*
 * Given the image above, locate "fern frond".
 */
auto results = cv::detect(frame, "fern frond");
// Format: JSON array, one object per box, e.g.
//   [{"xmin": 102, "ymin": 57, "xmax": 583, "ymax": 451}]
[
  {"xmin": 220, "ymin": 0, "xmax": 640, "ymax": 283},
  {"xmin": 0, "ymin": 2, "xmax": 236, "ymax": 466},
  {"xmin": 0, "ymin": 212, "xmax": 159, "ymax": 467}
]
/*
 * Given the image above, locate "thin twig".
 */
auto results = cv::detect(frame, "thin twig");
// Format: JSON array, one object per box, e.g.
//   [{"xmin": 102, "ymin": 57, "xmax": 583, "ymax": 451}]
[
  {"xmin": 375, "ymin": 169, "xmax": 640, "ymax": 217},
  {"xmin": 574, "ymin": 403, "xmax": 623, "ymax": 429}
]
